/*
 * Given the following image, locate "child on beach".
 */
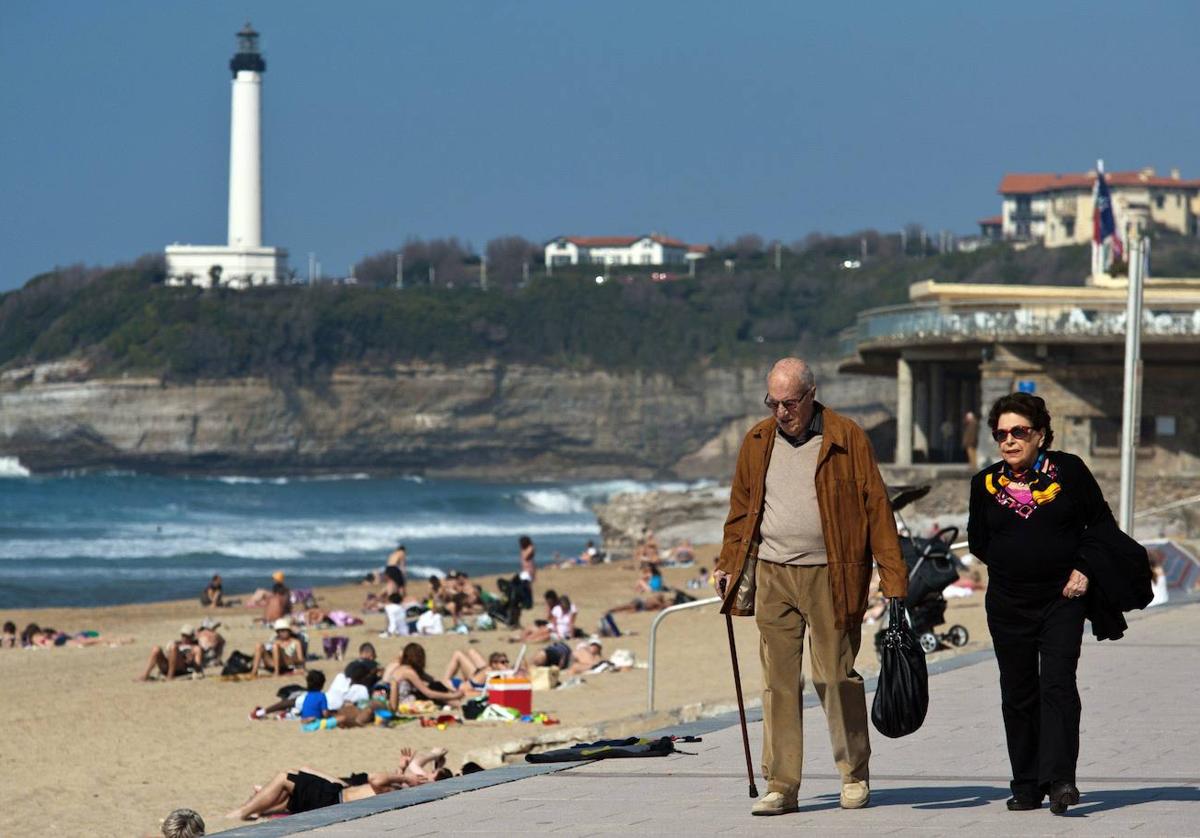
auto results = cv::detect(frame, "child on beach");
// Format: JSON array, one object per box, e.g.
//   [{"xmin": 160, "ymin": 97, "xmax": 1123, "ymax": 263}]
[
  {"xmin": 297, "ymin": 670, "xmax": 330, "ymax": 721},
  {"xmin": 382, "ymin": 593, "xmax": 410, "ymax": 637}
]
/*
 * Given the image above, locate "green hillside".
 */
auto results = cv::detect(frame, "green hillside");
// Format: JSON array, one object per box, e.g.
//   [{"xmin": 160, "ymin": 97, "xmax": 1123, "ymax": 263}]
[{"xmin": 4, "ymin": 233, "xmax": 1197, "ymax": 382}]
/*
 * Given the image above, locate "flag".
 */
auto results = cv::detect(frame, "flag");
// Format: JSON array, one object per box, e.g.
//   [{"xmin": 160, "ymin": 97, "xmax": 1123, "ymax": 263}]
[{"xmin": 1093, "ymin": 171, "xmax": 1123, "ymax": 260}]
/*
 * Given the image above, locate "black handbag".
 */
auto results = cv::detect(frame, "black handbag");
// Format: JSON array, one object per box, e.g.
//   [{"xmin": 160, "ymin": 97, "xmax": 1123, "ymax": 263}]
[{"xmin": 870, "ymin": 598, "xmax": 929, "ymax": 738}]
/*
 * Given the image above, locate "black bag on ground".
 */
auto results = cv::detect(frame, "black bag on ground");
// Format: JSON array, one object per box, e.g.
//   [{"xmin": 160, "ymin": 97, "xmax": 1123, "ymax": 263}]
[
  {"xmin": 525, "ymin": 736, "xmax": 700, "ymax": 763},
  {"xmin": 221, "ymin": 650, "xmax": 254, "ymax": 676},
  {"xmin": 871, "ymin": 599, "xmax": 928, "ymax": 738}
]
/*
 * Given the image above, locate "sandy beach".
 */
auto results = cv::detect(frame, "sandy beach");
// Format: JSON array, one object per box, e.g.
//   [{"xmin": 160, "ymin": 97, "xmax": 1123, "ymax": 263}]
[{"xmin": 0, "ymin": 548, "xmax": 992, "ymax": 837}]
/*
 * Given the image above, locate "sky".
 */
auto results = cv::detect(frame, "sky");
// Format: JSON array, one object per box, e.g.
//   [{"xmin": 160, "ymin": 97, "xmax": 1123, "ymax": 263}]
[{"xmin": 1, "ymin": 0, "xmax": 1198, "ymax": 291}]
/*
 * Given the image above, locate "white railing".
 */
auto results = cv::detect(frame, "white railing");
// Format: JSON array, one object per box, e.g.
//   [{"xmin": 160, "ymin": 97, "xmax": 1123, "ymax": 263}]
[
  {"xmin": 646, "ymin": 596, "xmax": 721, "ymax": 712},
  {"xmin": 853, "ymin": 304, "xmax": 1200, "ymax": 348}
]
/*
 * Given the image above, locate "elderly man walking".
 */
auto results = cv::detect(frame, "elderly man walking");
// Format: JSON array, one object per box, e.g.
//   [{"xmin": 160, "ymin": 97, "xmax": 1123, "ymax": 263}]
[{"xmin": 714, "ymin": 358, "xmax": 908, "ymax": 815}]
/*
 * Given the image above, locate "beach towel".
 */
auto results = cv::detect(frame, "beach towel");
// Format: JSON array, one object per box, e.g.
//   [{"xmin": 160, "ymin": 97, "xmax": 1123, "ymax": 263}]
[{"xmin": 525, "ymin": 736, "xmax": 701, "ymax": 763}]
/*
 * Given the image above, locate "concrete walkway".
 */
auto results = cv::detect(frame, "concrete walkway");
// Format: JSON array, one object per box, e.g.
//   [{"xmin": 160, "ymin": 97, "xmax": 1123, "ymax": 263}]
[{"xmin": 223, "ymin": 599, "xmax": 1200, "ymax": 837}]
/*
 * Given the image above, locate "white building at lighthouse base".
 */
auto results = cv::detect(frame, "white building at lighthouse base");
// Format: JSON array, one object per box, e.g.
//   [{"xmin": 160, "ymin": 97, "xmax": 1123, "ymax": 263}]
[{"xmin": 165, "ymin": 244, "xmax": 289, "ymax": 289}]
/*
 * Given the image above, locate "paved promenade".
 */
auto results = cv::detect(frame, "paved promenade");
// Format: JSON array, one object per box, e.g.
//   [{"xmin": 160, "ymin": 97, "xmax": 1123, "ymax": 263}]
[{"xmin": 224, "ymin": 599, "xmax": 1200, "ymax": 837}]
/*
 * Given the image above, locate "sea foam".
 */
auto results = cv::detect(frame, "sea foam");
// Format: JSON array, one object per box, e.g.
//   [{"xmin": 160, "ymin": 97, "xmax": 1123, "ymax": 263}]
[{"xmin": 0, "ymin": 456, "xmax": 30, "ymax": 478}]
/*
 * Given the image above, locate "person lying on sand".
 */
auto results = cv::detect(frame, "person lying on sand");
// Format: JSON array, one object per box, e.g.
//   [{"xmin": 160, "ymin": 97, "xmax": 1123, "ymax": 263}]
[
  {"xmin": 21, "ymin": 623, "xmax": 133, "ymax": 649},
  {"xmin": 566, "ymin": 639, "xmax": 607, "ymax": 675},
  {"xmin": 250, "ymin": 618, "xmax": 306, "ymax": 678},
  {"xmin": 605, "ymin": 593, "xmax": 672, "ymax": 615},
  {"xmin": 225, "ymin": 748, "xmax": 449, "ymax": 821},
  {"xmin": 442, "ymin": 649, "xmax": 511, "ymax": 691},
  {"xmin": 137, "ymin": 625, "xmax": 204, "ymax": 681},
  {"xmin": 529, "ymin": 640, "xmax": 572, "ymax": 670},
  {"xmin": 2, "ymin": 621, "xmax": 16, "ymax": 648},
  {"xmin": 384, "ymin": 642, "xmax": 465, "ymax": 711}
]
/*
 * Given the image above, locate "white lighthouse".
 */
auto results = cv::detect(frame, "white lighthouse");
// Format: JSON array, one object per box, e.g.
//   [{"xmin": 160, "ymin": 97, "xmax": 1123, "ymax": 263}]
[{"xmin": 166, "ymin": 24, "xmax": 288, "ymax": 289}]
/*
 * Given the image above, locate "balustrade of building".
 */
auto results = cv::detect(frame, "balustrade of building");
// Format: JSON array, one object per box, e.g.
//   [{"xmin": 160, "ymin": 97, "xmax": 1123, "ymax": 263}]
[{"xmin": 848, "ymin": 300, "xmax": 1200, "ymax": 349}]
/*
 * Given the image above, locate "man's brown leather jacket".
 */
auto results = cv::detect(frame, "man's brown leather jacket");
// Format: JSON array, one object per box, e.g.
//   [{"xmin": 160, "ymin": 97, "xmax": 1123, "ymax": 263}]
[{"xmin": 716, "ymin": 405, "xmax": 908, "ymax": 629}]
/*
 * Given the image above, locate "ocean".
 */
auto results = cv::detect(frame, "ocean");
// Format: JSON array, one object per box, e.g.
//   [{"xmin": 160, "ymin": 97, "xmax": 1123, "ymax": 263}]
[{"xmin": 0, "ymin": 458, "xmax": 705, "ymax": 609}]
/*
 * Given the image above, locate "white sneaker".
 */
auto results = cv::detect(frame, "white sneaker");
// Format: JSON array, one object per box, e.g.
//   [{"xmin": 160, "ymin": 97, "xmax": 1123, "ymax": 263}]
[
  {"xmin": 840, "ymin": 780, "xmax": 870, "ymax": 809},
  {"xmin": 751, "ymin": 791, "xmax": 798, "ymax": 816}
]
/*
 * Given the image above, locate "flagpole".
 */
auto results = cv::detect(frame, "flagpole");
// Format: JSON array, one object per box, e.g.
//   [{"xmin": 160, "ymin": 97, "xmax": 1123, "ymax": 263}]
[
  {"xmin": 1092, "ymin": 159, "xmax": 1104, "ymax": 278},
  {"xmin": 1118, "ymin": 230, "xmax": 1146, "ymax": 534}
]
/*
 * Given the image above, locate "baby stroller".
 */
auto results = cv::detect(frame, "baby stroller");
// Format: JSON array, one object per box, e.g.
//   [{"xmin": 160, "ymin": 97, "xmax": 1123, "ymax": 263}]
[{"xmin": 874, "ymin": 485, "xmax": 970, "ymax": 655}]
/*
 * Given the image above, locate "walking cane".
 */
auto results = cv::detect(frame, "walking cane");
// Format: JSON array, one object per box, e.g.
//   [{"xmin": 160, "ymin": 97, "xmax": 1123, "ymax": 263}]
[{"xmin": 720, "ymin": 578, "xmax": 759, "ymax": 798}]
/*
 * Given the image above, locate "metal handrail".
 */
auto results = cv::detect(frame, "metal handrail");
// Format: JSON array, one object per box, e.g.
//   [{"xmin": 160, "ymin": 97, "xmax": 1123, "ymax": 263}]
[{"xmin": 646, "ymin": 595, "xmax": 721, "ymax": 712}]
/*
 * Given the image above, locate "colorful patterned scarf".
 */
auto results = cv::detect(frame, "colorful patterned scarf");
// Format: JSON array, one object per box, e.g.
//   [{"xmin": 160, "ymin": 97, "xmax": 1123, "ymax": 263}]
[{"xmin": 983, "ymin": 452, "xmax": 1062, "ymax": 520}]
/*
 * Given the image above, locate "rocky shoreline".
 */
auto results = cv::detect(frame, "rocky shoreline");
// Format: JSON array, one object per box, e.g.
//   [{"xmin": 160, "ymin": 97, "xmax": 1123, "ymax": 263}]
[{"xmin": 0, "ymin": 359, "xmax": 895, "ymax": 480}]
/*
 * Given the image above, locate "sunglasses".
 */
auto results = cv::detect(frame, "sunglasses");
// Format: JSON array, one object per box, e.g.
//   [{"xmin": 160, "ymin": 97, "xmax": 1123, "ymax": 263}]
[
  {"xmin": 764, "ymin": 389, "xmax": 813, "ymax": 413},
  {"xmin": 992, "ymin": 425, "xmax": 1035, "ymax": 443}
]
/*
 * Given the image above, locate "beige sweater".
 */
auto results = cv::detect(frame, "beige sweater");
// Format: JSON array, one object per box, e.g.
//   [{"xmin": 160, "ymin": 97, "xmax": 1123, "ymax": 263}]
[{"xmin": 757, "ymin": 431, "xmax": 828, "ymax": 566}]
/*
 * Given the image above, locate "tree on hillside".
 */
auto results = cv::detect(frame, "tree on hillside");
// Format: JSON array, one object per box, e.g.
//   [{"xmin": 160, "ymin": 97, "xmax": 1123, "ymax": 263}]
[
  {"xmin": 485, "ymin": 236, "xmax": 539, "ymax": 290},
  {"xmin": 401, "ymin": 237, "xmax": 477, "ymax": 288},
  {"xmin": 354, "ymin": 249, "xmax": 402, "ymax": 288}
]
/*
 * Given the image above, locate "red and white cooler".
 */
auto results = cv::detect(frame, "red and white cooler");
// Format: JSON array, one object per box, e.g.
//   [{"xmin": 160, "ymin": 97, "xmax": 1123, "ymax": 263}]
[{"xmin": 486, "ymin": 675, "xmax": 532, "ymax": 715}]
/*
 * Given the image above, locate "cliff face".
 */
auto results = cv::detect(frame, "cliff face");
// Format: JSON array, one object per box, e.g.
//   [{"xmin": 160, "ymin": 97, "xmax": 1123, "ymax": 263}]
[{"xmin": 0, "ymin": 361, "xmax": 896, "ymax": 478}]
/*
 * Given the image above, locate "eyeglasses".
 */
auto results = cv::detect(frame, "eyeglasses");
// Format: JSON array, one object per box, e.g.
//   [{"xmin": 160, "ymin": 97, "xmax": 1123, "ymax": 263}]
[
  {"xmin": 992, "ymin": 425, "xmax": 1034, "ymax": 443},
  {"xmin": 764, "ymin": 389, "xmax": 813, "ymax": 413}
]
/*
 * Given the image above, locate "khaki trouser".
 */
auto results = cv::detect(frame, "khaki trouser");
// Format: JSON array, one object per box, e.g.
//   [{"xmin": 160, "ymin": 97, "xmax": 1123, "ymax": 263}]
[{"xmin": 755, "ymin": 561, "xmax": 870, "ymax": 794}]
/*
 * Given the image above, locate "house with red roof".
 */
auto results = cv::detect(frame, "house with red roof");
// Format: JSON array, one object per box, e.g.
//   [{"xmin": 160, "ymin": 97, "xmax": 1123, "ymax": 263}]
[
  {"xmin": 995, "ymin": 167, "xmax": 1200, "ymax": 247},
  {"xmin": 544, "ymin": 234, "xmax": 702, "ymax": 270}
]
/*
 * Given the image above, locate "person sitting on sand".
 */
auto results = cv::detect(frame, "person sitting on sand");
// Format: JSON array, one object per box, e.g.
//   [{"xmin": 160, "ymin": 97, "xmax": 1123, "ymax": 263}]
[
  {"xmin": 245, "ymin": 571, "xmax": 289, "ymax": 607},
  {"xmin": 226, "ymin": 748, "xmax": 447, "ymax": 821},
  {"xmin": 635, "ymin": 528, "xmax": 661, "ymax": 566},
  {"xmin": 511, "ymin": 589, "xmax": 564, "ymax": 643},
  {"xmin": 137, "ymin": 625, "xmax": 204, "ymax": 681},
  {"xmin": 442, "ymin": 649, "xmax": 511, "ymax": 691},
  {"xmin": 667, "ymin": 538, "xmax": 695, "ymax": 566},
  {"xmin": 635, "ymin": 565, "xmax": 664, "ymax": 594},
  {"xmin": 296, "ymin": 670, "xmax": 330, "ymax": 721},
  {"xmin": 250, "ymin": 618, "xmax": 306, "ymax": 678},
  {"xmin": 252, "ymin": 670, "xmax": 332, "ymax": 722},
  {"xmin": 262, "ymin": 582, "xmax": 292, "ymax": 625},
  {"xmin": 686, "ymin": 566, "xmax": 710, "ymax": 590},
  {"xmin": 201, "ymin": 574, "xmax": 225, "ymax": 608},
  {"xmin": 2, "ymin": 621, "xmax": 16, "ymax": 648},
  {"xmin": 382, "ymin": 593, "xmax": 409, "ymax": 637},
  {"xmin": 325, "ymin": 659, "xmax": 378, "ymax": 727},
  {"xmin": 196, "ymin": 617, "xmax": 225, "ymax": 668},
  {"xmin": 384, "ymin": 642, "xmax": 465, "ymax": 711}
]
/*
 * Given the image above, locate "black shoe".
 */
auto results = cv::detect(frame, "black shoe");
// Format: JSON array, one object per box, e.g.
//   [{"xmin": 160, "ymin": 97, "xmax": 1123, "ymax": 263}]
[
  {"xmin": 1048, "ymin": 781, "xmax": 1080, "ymax": 815},
  {"xmin": 1006, "ymin": 796, "xmax": 1041, "ymax": 811}
]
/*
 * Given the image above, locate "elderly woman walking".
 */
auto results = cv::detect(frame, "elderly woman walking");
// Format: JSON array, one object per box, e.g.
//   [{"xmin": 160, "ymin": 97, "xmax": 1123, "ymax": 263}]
[{"xmin": 968, "ymin": 392, "xmax": 1121, "ymax": 815}]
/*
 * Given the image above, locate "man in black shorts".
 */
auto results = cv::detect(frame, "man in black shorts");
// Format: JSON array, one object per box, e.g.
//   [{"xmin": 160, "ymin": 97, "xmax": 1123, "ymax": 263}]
[
  {"xmin": 531, "ymin": 641, "xmax": 572, "ymax": 669},
  {"xmin": 383, "ymin": 544, "xmax": 407, "ymax": 597}
]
